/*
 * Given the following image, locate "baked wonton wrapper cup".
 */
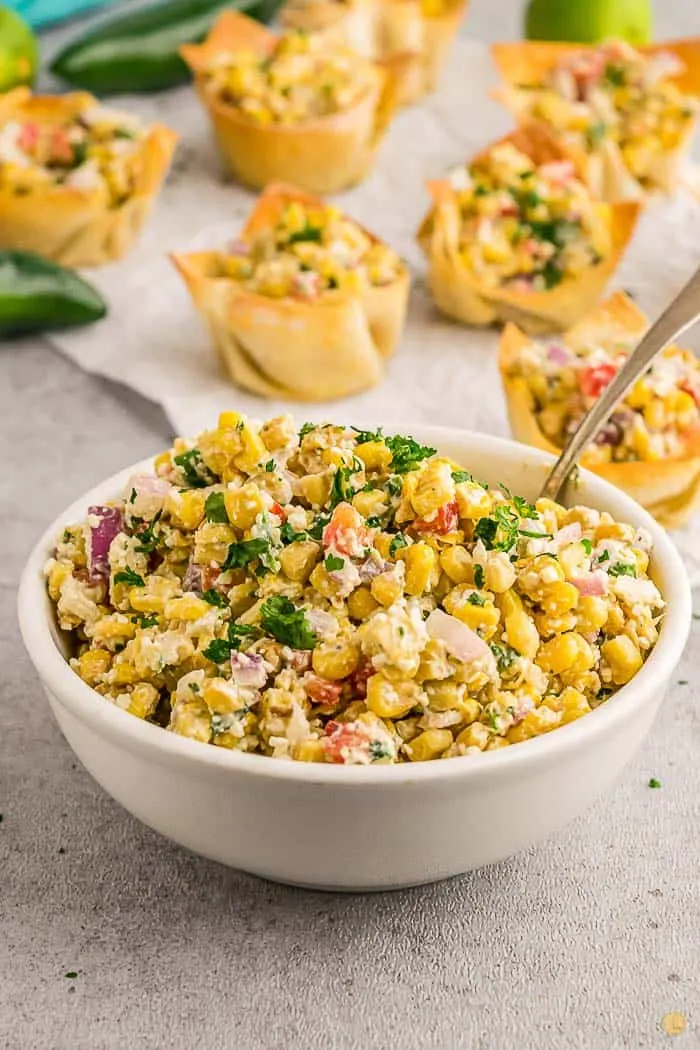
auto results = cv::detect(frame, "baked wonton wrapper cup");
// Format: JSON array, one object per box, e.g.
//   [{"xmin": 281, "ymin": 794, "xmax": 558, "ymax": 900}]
[
  {"xmin": 180, "ymin": 11, "xmax": 398, "ymax": 194},
  {"xmin": 417, "ymin": 124, "xmax": 641, "ymax": 335},
  {"xmin": 498, "ymin": 291, "xmax": 700, "ymax": 528},
  {"xmin": 0, "ymin": 89, "xmax": 177, "ymax": 268},
  {"xmin": 491, "ymin": 39, "xmax": 700, "ymax": 202},
  {"xmin": 171, "ymin": 183, "xmax": 410, "ymax": 401}
]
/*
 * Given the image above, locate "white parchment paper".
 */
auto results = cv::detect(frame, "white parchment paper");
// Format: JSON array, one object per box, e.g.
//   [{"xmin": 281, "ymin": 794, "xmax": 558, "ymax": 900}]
[{"xmin": 46, "ymin": 39, "xmax": 700, "ymax": 581}]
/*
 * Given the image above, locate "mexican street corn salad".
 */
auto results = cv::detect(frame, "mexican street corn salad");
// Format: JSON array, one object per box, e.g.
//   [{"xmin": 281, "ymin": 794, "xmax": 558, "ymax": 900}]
[
  {"xmin": 0, "ymin": 101, "xmax": 147, "ymax": 206},
  {"xmin": 517, "ymin": 40, "xmax": 696, "ymax": 191},
  {"xmin": 222, "ymin": 198, "xmax": 402, "ymax": 298},
  {"xmin": 444, "ymin": 142, "xmax": 611, "ymax": 292},
  {"xmin": 506, "ymin": 333, "xmax": 700, "ymax": 464},
  {"xmin": 199, "ymin": 29, "xmax": 376, "ymax": 124},
  {"xmin": 46, "ymin": 414, "xmax": 664, "ymax": 765}
]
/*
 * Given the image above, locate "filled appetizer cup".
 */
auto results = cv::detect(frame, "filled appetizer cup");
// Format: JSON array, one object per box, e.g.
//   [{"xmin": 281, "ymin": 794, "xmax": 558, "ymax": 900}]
[
  {"xmin": 171, "ymin": 182, "xmax": 410, "ymax": 400},
  {"xmin": 491, "ymin": 38, "xmax": 700, "ymax": 202},
  {"xmin": 499, "ymin": 291, "xmax": 700, "ymax": 528},
  {"xmin": 180, "ymin": 11, "xmax": 399, "ymax": 194},
  {"xmin": 281, "ymin": 0, "xmax": 468, "ymax": 106},
  {"xmin": 0, "ymin": 88, "xmax": 177, "ymax": 267},
  {"xmin": 45, "ymin": 412, "xmax": 666, "ymax": 764},
  {"xmin": 417, "ymin": 124, "xmax": 640, "ymax": 334}
]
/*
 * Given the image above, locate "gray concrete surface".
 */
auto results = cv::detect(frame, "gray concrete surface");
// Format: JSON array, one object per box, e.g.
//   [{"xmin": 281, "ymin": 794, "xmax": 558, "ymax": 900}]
[{"xmin": 2, "ymin": 2, "xmax": 700, "ymax": 1048}]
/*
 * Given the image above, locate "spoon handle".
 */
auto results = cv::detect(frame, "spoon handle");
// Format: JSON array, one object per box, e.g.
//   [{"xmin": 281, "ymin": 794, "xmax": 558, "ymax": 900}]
[{"xmin": 539, "ymin": 265, "xmax": 700, "ymax": 502}]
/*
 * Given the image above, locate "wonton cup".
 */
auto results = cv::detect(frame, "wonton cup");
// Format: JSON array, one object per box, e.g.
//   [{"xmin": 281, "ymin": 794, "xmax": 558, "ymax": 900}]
[
  {"xmin": 180, "ymin": 11, "xmax": 398, "ymax": 194},
  {"xmin": 499, "ymin": 291, "xmax": 700, "ymax": 528},
  {"xmin": 171, "ymin": 183, "xmax": 410, "ymax": 401},
  {"xmin": 417, "ymin": 124, "xmax": 641, "ymax": 335},
  {"xmin": 491, "ymin": 39, "xmax": 700, "ymax": 202},
  {"xmin": 0, "ymin": 89, "xmax": 177, "ymax": 268},
  {"xmin": 281, "ymin": 0, "xmax": 468, "ymax": 106}
]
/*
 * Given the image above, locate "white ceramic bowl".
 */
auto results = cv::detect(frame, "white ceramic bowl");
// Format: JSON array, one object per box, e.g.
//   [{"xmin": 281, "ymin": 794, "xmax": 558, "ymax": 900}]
[{"xmin": 18, "ymin": 427, "xmax": 691, "ymax": 891}]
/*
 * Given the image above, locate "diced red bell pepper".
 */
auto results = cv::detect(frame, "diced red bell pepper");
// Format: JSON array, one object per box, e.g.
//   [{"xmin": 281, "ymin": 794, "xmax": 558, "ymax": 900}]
[
  {"xmin": 304, "ymin": 674, "xmax": 343, "ymax": 705},
  {"xmin": 579, "ymin": 362, "xmax": 617, "ymax": 399},
  {"xmin": 414, "ymin": 499, "xmax": 459, "ymax": 535}
]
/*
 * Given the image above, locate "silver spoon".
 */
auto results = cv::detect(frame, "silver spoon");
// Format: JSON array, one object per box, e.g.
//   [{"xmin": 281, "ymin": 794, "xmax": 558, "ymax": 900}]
[{"xmin": 540, "ymin": 265, "xmax": 700, "ymax": 502}]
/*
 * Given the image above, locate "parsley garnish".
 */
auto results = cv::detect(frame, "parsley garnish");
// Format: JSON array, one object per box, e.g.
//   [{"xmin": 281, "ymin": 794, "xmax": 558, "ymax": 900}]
[
  {"xmin": 202, "ymin": 622, "xmax": 257, "ymax": 663},
  {"xmin": 204, "ymin": 492, "xmax": 228, "ymax": 523},
  {"xmin": 62, "ymin": 529, "xmax": 72, "ymax": 542},
  {"xmin": 173, "ymin": 448, "xmax": 214, "ymax": 489},
  {"xmin": 131, "ymin": 612, "xmax": 158, "ymax": 628},
  {"xmin": 474, "ymin": 505, "xmax": 520, "ymax": 551},
  {"xmin": 114, "ymin": 569, "xmax": 144, "ymax": 587},
  {"xmin": 467, "ymin": 593, "xmax": 486, "ymax": 606},
  {"xmin": 389, "ymin": 534, "xmax": 408, "ymax": 556},
  {"xmin": 519, "ymin": 529, "xmax": 553, "ymax": 539},
  {"xmin": 134, "ymin": 509, "xmax": 163, "ymax": 553},
  {"xmin": 541, "ymin": 260, "xmax": 564, "ymax": 289},
  {"xmin": 260, "ymin": 596, "xmax": 317, "ymax": 649},
  {"xmin": 325, "ymin": 554, "xmax": 345, "ymax": 572},
  {"xmin": 597, "ymin": 550, "xmax": 610, "ymax": 564},
  {"xmin": 386, "ymin": 476, "xmax": 403, "ymax": 497},
  {"xmin": 299, "ymin": 422, "xmax": 315, "ymax": 440},
  {"xmin": 365, "ymin": 516, "xmax": 384, "ymax": 528},
  {"xmin": 65, "ymin": 972, "xmax": 78, "ymax": 980},
  {"xmin": 648, "ymin": 777, "xmax": 662, "ymax": 789},
  {"xmin": 587, "ymin": 120, "xmax": 606, "ymax": 147},
  {"xmin": 473, "ymin": 564, "xmax": 485, "ymax": 589},
  {"xmin": 264, "ymin": 460, "xmax": 276, "ymax": 473},
  {"xmin": 222, "ymin": 538, "xmax": 270, "ymax": 571},
  {"xmin": 451, "ymin": 470, "xmax": 472, "ymax": 484},
  {"xmin": 513, "ymin": 494, "xmax": 537, "ymax": 517},
  {"xmin": 280, "ymin": 522, "xmax": 309, "ymax": 544},
  {"xmin": 489, "ymin": 642, "xmax": 518, "ymax": 674},
  {"xmin": 608, "ymin": 562, "xmax": 637, "ymax": 578},
  {"xmin": 202, "ymin": 589, "xmax": 228, "ymax": 607},
  {"xmin": 307, "ymin": 514, "xmax": 330, "ymax": 541},
  {"xmin": 369, "ymin": 741, "xmax": 392, "ymax": 761},
  {"xmin": 352, "ymin": 427, "xmax": 383, "ymax": 444},
  {"xmin": 329, "ymin": 467, "xmax": 355, "ymax": 508},
  {"xmin": 603, "ymin": 62, "xmax": 626, "ymax": 86},
  {"xmin": 288, "ymin": 225, "xmax": 323, "ymax": 244},
  {"xmin": 581, "ymin": 539, "xmax": 593, "ymax": 555},
  {"xmin": 385, "ymin": 434, "xmax": 436, "ymax": 474},
  {"xmin": 128, "ymin": 489, "xmax": 137, "ymax": 505}
]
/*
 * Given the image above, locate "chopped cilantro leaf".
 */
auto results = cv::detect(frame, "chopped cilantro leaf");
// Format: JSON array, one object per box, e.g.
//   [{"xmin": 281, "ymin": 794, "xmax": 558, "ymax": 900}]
[
  {"xmin": 489, "ymin": 642, "xmax": 518, "ymax": 674},
  {"xmin": 128, "ymin": 489, "xmax": 137, "ymax": 505},
  {"xmin": 62, "ymin": 529, "xmax": 72, "ymax": 542},
  {"xmin": 604, "ymin": 62, "xmax": 626, "ymax": 86},
  {"xmin": 389, "ymin": 534, "xmax": 408, "ymax": 556},
  {"xmin": 134, "ymin": 509, "xmax": 163, "ymax": 553},
  {"xmin": 65, "ymin": 972, "xmax": 78, "ymax": 980},
  {"xmin": 541, "ymin": 260, "xmax": 564, "ymax": 289},
  {"xmin": 228, "ymin": 622, "xmax": 258, "ymax": 649},
  {"xmin": 280, "ymin": 522, "xmax": 309, "ymax": 544},
  {"xmin": 648, "ymin": 777, "xmax": 662, "ymax": 789},
  {"xmin": 204, "ymin": 492, "xmax": 228, "ymax": 523},
  {"xmin": 202, "ymin": 589, "xmax": 228, "ymax": 607},
  {"xmin": 386, "ymin": 475, "xmax": 403, "ymax": 497},
  {"xmin": 329, "ymin": 467, "xmax": 355, "ymax": 509},
  {"xmin": 365, "ymin": 516, "xmax": 384, "ymax": 528},
  {"xmin": 131, "ymin": 612, "xmax": 158, "ymax": 628},
  {"xmin": 260, "ymin": 596, "xmax": 317, "ymax": 649},
  {"xmin": 173, "ymin": 448, "xmax": 214, "ymax": 489},
  {"xmin": 587, "ymin": 120, "xmax": 606, "ymax": 147},
  {"xmin": 473, "ymin": 564, "xmax": 485, "ymax": 589},
  {"xmin": 385, "ymin": 434, "xmax": 436, "ymax": 474},
  {"xmin": 467, "ymin": 592, "xmax": 486, "ymax": 606},
  {"xmin": 202, "ymin": 639, "xmax": 233, "ymax": 665},
  {"xmin": 519, "ymin": 528, "xmax": 553, "ymax": 539},
  {"xmin": 581, "ymin": 539, "xmax": 593, "ymax": 555},
  {"xmin": 452, "ymin": 470, "xmax": 472, "ymax": 484},
  {"xmin": 608, "ymin": 561, "xmax": 637, "ymax": 578},
  {"xmin": 299, "ymin": 422, "xmax": 315, "ymax": 440},
  {"xmin": 288, "ymin": 225, "xmax": 323, "ymax": 244},
  {"xmin": 369, "ymin": 741, "xmax": 391, "ymax": 761},
  {"xmin": 222, "ymin": 538, "xmax": 270, "ymax": 571},
  {"xmin": 352, "ymin": 427, "xmax": 384, "ymax": 444},
  {"xmin": 114, "ymin": 569, "xmax": 145, "ymax": 587},
  {"xmin": 513, "ymin": 494, "xmax": 537, "ymax": 517},
  {"xmin": 597, "ymin": 549, "xmax": 610, "ymax": 563},
  {"xmin": 325, "ymin": 554, "xmax": 345, "ymax": 572},
  {"xmin": 265, "ymin": 460, "xmax": 276, "ymax": 473},
  {"xmin": 307, "ymin": 514, "xmax": 330, "ymax": 541},
  {"xmin": 474, "ymin": 505, "xmax": 519, "ymax": 551}
]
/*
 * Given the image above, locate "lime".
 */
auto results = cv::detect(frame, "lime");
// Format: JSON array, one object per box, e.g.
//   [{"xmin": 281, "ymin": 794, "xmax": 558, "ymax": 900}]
[
  {"xmin": 0, "ymin": 6, "xmax": 39, "ymax": 91},
  {"xmin": 525, "ymin": 0, "xmax": 653, "ymax": 46}
]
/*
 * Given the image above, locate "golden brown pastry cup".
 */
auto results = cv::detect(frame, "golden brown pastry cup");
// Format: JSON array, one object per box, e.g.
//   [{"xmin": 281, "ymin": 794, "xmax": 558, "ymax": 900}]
[
  {"xmin": 490, "ymin": 38, "xmax": 700, "ymax": 202},
  {"xmin": 171, "ymin": 182, "xmax": 410, "ymax": 401},
  {"xmin": 498, "ymin": 290, "xmax": 700, "ymax": 528},
  {"xmin": 0, "ymin": 88, "xmax": 177, "ymax": 267},
  {"xmin": 180, "ymin": 11, "xmax": 399, "ymax": 194},
  {"xmin": 417, "ymin": 124, "xmax": 641, "ymax": 335}
]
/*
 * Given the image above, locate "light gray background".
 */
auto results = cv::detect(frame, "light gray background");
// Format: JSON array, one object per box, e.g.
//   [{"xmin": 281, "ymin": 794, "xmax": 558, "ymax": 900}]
[{"xmin": 2, "ymin": 2, "xmax": 699, "ymax": 1048}]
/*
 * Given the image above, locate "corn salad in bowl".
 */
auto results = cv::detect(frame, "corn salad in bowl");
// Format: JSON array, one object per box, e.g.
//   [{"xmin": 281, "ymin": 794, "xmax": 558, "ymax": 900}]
[
  {"xmin": 499, "ymin": 292, "xmax": 700, "ymax": 528},
  {"xmin": 45, "ymin": 412, "xmax": 665, "ymax": 767},
  {"xmin": 492, "ymin": 38, "xmax": 700, "ymax": 201},
  {"xmin": 0, "ymin": 89, "xmax": 177, "ymax": 266}
]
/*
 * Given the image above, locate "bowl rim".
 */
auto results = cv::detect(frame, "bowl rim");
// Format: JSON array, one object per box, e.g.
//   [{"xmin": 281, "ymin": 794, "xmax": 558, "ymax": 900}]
[{"xmin": 18, "ymin": 424, "xmax": 692, "ymax": 786}]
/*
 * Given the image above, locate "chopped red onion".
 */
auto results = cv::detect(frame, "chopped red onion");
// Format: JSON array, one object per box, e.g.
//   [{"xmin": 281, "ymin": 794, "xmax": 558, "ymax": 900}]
[
  {"xmin": 182, "ymin": 558, "xmax": 203, "ymax": 594},
  {"xmin": 571, "ymin": 571, "xmax": 608, "ymax": 597},
  {"xmin": 87, "ymin": 505, "xmax": 122, "ymax": 582},
  {"xmin": 547, "ymin": 344, "xmax": 570, "ymax": 366},
  {"xmin": 426, "ymin": 609, "xmax": 491, "ymax": 664},
  {"xmin": 230, "ymin": 651, "xmax": 267, "ymax": 689}
]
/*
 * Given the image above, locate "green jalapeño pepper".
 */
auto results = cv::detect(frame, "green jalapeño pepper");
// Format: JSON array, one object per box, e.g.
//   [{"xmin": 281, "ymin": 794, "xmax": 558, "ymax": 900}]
[
  {"xmin": 0, "ymin": 252, "xmax": 107, "ymax": 337},
  {"xmin": 50, "ymin": 0, "xmax": 285, "ymax": 96}
]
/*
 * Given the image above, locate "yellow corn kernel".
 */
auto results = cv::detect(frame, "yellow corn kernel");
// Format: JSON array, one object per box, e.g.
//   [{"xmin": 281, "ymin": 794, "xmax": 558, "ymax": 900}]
[
  {"xmin": 309, "ymin": 563, "xmax": 336, "ymax": 600},
  {"xmin": 166, "ymin": 488, "xmax": 206, "ymax": 531},
  {"xmin": 352, "ymin": 489, "xmax": 387, "ymax": 519},
  {"xmin": 406, "ymin": 728, "xmax": 453, "ymax": 761},
  {"xmin": 233, "ymin": 425, "xmax": 267, "ymax": 475},
  {"xmin": 110, "ymin": 663, "xmax": 141, "ymax": 686},
  {"xmin": 534, "ymin": 610, "xmax": 578, "ymax": 638},
  {"xmin": 47, "ymin": 560, "xmax": 73, "ymax": 601},
  {"xmin": 297, "ymin": 472, "xmax": 331, "ymax": 508},
  {"xmin": 537, "ymin": 632, "xmax": 595, "ymax": 675},
  {"xmin": 355, "ymin": 440, "xmax": 392, "ymax": 471},
  {"xmin": 366, "ymin": 674, "xmax": 421, "ymax": 719},
  {"xmin": 601, "ymin": 635, "xmax": 643, "ymax": 685},
  {"xmin": 164, "ymin": 596, "xmax": 210, "ymax": 621},
  {"xmin": 484, "ymin": 555, "xmax": 516, "ymax": 593},
  {"xmin": 455, "ymin": 482, "xmax": 492, "ymax": 520},
  {"xmin": 507, "ymin": 704, "xmax": 561, "ymax": 743},
  {"xmin": 456, "ymin": 722, "xmax": 490, "ymax": 750},
  {"xmin": 558, "ymin": 543, "xmax": 588, "ymax": 580},
  {"xmin": 577, "ymin": 595, "xmax": 609, "ymax": 632},
  {"xmin": 130, "ymin": 576, "xmax": 181, "ymax": 614},
  {"xmin": 312, "ymin": 642, "xmax": 359, "ymax": 680},
  {"xmin": 193, "ymin": 522, "xmax": 237, "ymax": 565},
  {"xmin": 371, "ymin": 571, "xmax": 404, "ymax": 607},
  {"xmin": 153, "ymin": 450, "xmax": 172, "ymax": 475},
  {"xmin": 293, "ymin": 738, "xmax": 326, "ymax": 762},
  {"xmin": 411, "ymin": 460, "xmax": 455, "ymax": 519},
  {"xmin": 540, "ymin": 581, "xmax": 580, "ymax": 616},
  {"xmin": 439, "ymin": 545, "xmax": 472, "ymax": 583},
  {"xmin": 224, "ymin": 484, "xmax": 265, "ymax": 530},
  {"xmin": 260, "ymin": 414, "xmax": 295, "ymax": 451},
  {"xmin": 560, "ymin": 687, "xmax": 591, "ymax": 724},
  {"xmin": 424, "ymin": 680, "xmax": 462, "ymax": 711},
  {"xmin": 203, "ymin": 677, "xmax": 243, "ymax": 715},
  {"xmin": 626, "ymin": 379, "xmax": 652, "ymax": 409},
  {"xmin": 279, "ymin": 540, "xmax": 320, "ymax": 583},
  {"xmin": 170, "ymin": 696, "xmax": 211, "ymax": 743},
  {"xmin": 374, "ymin": 533, "xmax": 393, "ymax": 560},
  {"xmin": 505, "ymin": 606, "xmax": 540, "ymax": 660},
  {"xmin": 127, "ymin": 682, "xmax": 160, "ymax": 720},
  {"xmin": 643, "ymin": 398, "xmax": 666, "ymax": 430},
  {"xmin": 486, "ymin": 736, "xmax": 511, "ymax": 751},
  {"xmin": 443, "ymin": 586, "xmax": 501, "ymax": 637},
  {"xmin": 347, "ymin": 586, "xmax": 379, "ymax": 620},
  {"xmin": 76, "ymin": 648, "xmax": 112, "ymax": 685},
  {"xmin": 92, "ymin": 617, "xmax": 137, "ymax": 647},
  {"xmin": 403, "ymin": 542, "xmax": 439, "ymax": 596}
]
